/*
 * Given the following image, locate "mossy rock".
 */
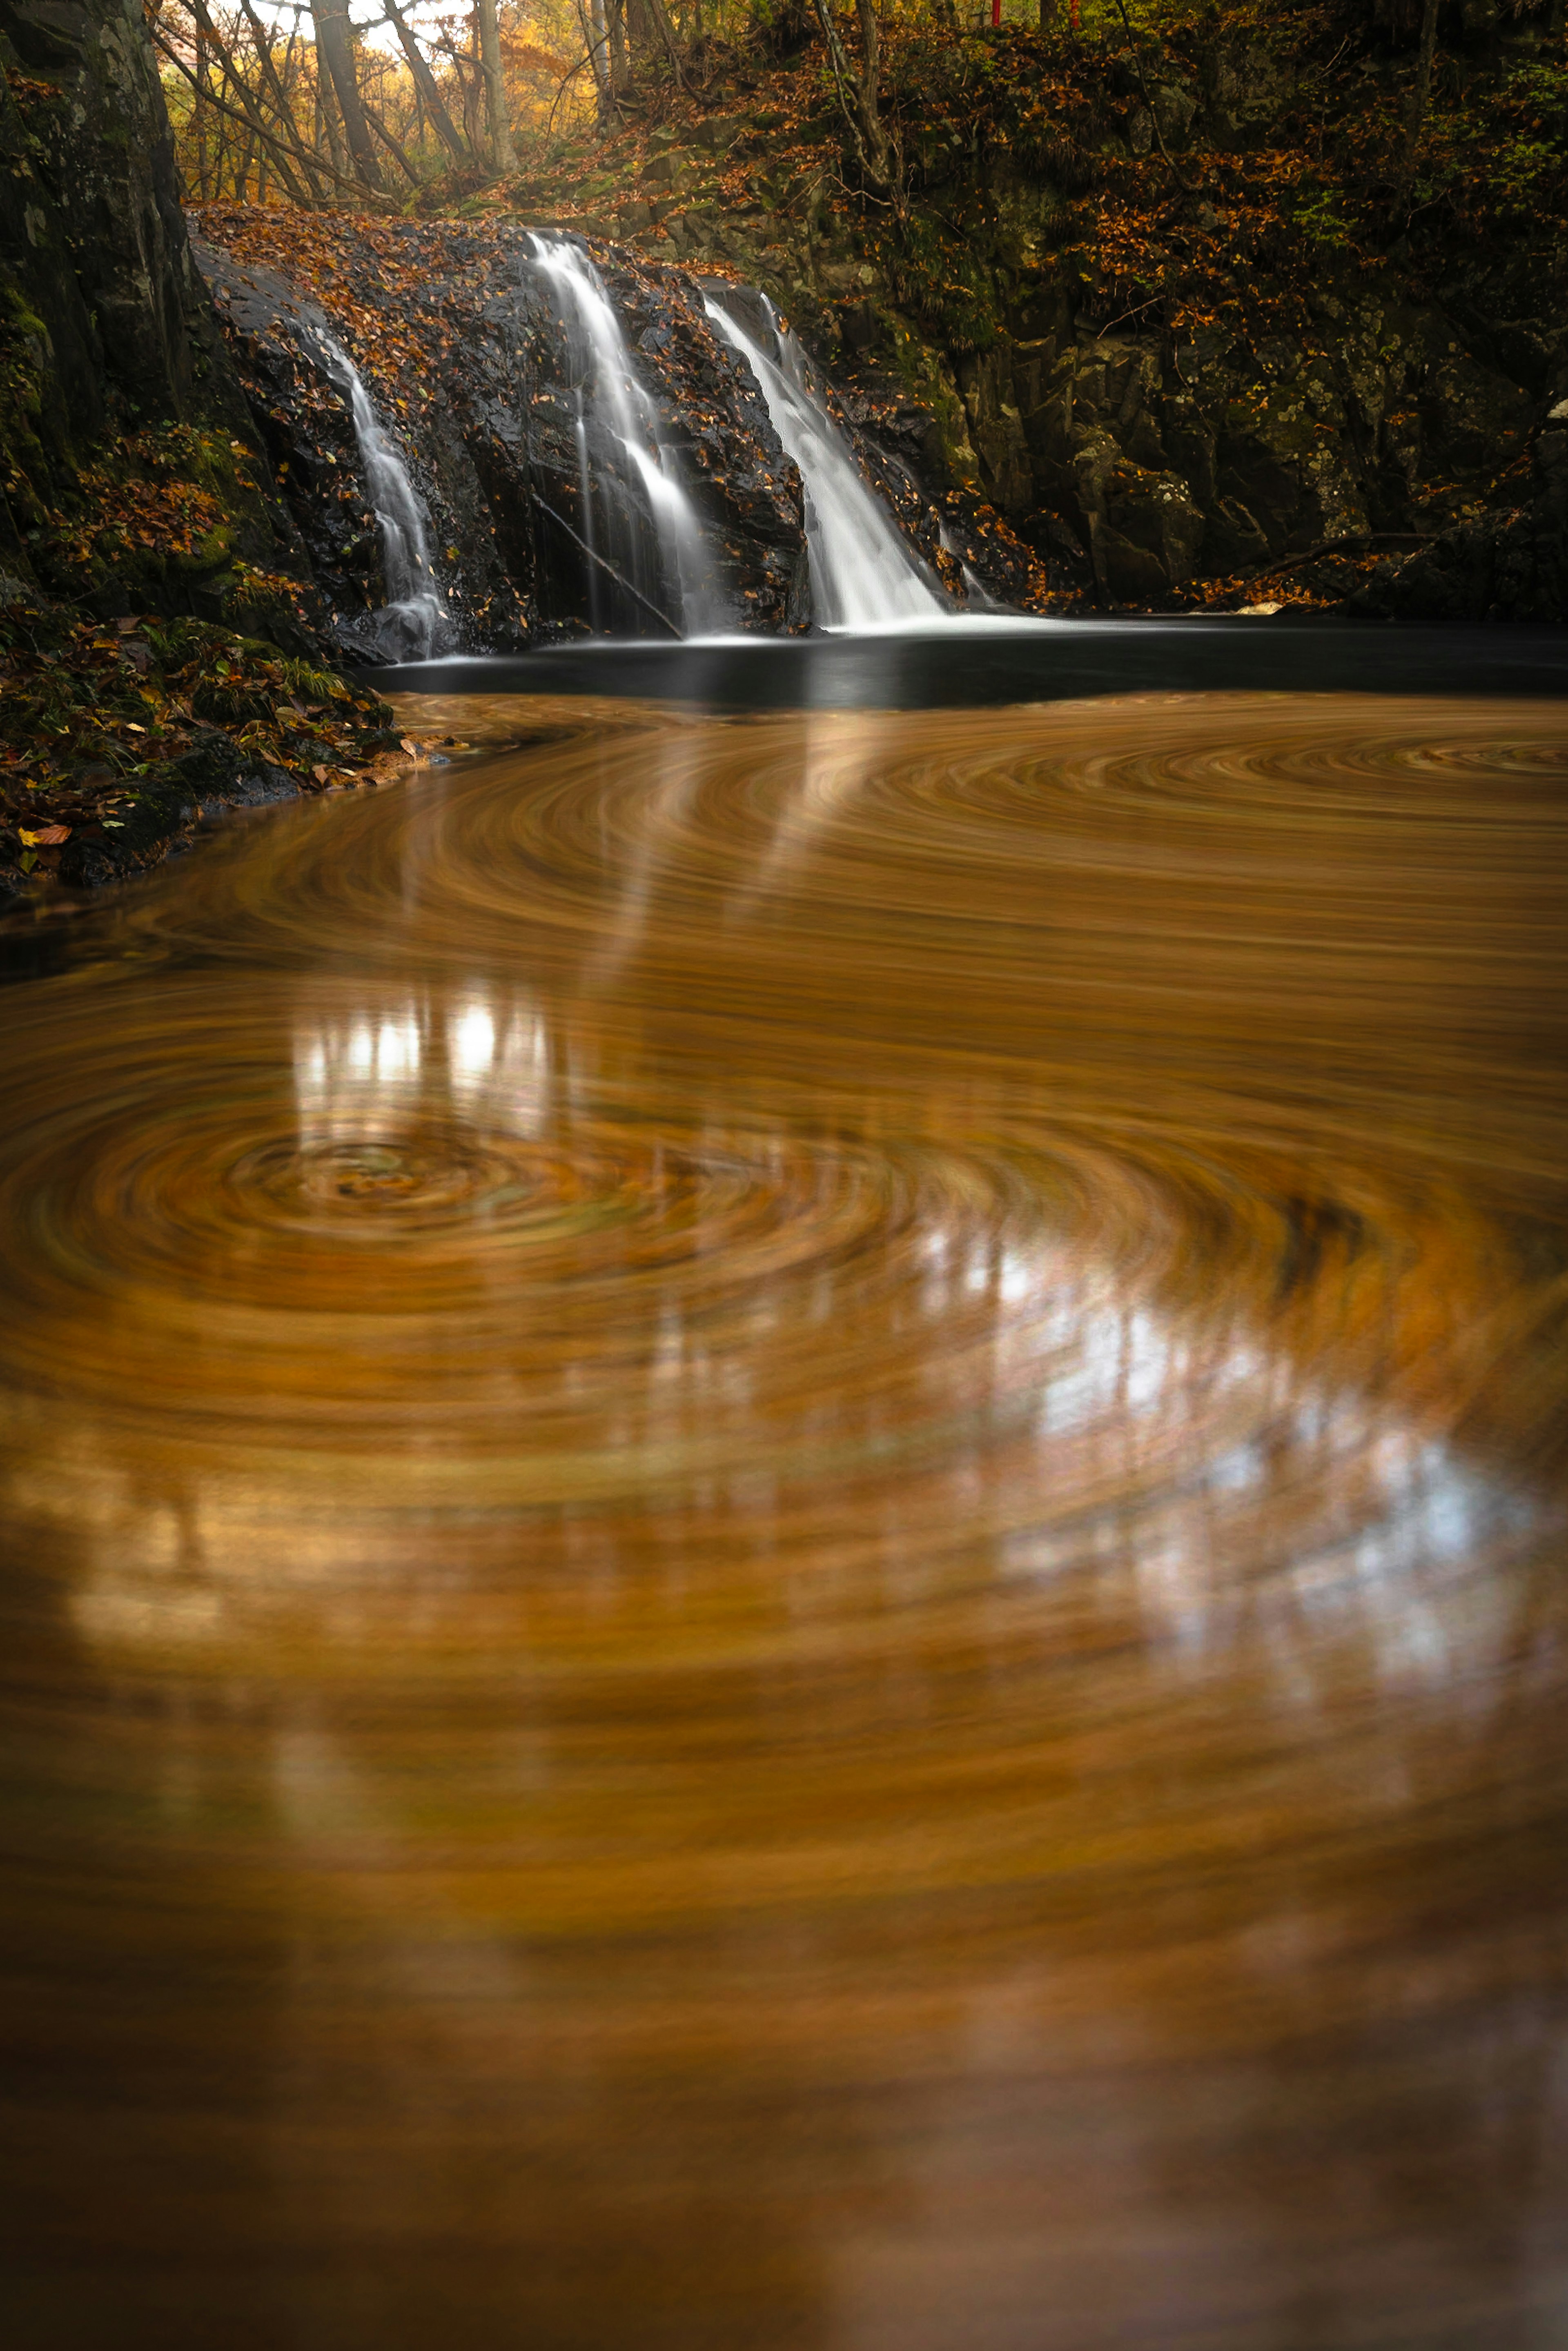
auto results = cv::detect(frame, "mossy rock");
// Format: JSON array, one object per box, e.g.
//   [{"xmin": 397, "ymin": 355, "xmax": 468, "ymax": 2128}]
[{"xmin": 56, "ymin": 768, "xmax": 191, "ymax": 887}]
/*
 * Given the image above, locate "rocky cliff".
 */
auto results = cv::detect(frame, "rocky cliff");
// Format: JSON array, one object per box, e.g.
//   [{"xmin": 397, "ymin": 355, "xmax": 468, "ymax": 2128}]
[
  {"xmin": 0, "ymin": 0, "xmax": 321, "ymax": 640},
  {"xmin": 191, "ymin": 213, "xmax": 812, "ymax": 650},
  {"xmin": 0, "ymin": 0, "xmax": 402, "ymax": 899},
  {"xmin": 499, "ymin": 13, "xmax": 1568, "ymax": 621}
]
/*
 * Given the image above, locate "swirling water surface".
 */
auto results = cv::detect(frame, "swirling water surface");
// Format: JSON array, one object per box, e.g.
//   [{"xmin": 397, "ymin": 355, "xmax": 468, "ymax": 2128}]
[{"xmin": 3, "ymin": 691, "xmax": 1568, "ymax": 2349}]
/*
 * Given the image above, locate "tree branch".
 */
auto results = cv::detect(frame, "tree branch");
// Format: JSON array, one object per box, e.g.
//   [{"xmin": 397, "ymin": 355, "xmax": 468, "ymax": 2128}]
[
  {"xmin": 153, "ymin": 28, "xmax": 393, "ymax": 206},
  {"xmin": 1111, "ymin": 0, "xmax": 1195, "ymax": 194},
  {"xmin": 532, "ymin": 495, "xmax": 684, "ymax": 637}
]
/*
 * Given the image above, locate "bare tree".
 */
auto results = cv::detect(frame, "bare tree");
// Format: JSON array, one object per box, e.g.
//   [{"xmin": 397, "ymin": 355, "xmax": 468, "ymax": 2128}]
[
  {"xmin": 234, "ymin": 0, "xmax": 330, "ymax": 197},
  {"xmin": 310, "ymin": 0, "xmax": 383, "ymax": 189},
  {"xmin": 154, "ymin": 16, "xmax": 379, "ymax": 203},
  {"xmin": 156, "ymin": 0, "xmax": 324, "ymax": 203},
  {"xmin": 381, "ymin": 0, "xmax": 471, "ymax": 160},
  {"xmin": 810, "ymin": 0, "xmax": 895, "ymax": 198},
  {"xmin": 1414, "ymin": 0, "xmax": 1439, "ymax": 128},
  {"xmin": 475, "ymin": 0, "xmax": 516, "ymax": 169}
]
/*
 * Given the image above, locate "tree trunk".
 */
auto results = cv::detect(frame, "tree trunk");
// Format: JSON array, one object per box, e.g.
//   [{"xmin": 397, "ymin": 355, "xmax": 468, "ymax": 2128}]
[
  {"xmin": 235, "ymin": 0, "xmax": 324, "ymax": 195},
  {"xmin": 457, "ymin": 21, "xmax": 485, "ymax": 156},
  {"xmin": 382, "ymin": 0, "xmax": 470, "ymax": 160},
  {"xmin": 194, "ymin": 31, "xmax": 211, "ymax": 200},
  {"xmin": 456, "ymin": 17, "xmax": 486, "ymax": 153},
  {"xmin": 585, "ymin": 0, "xmax": 612, "ymax": 111},
  {"xmin": 474, "ymin": 0, "xmax": 515, "ymax": 171},
  {"xmin": 187, "ymin": 0, "xmax": 317, "ymax": 205},
  {"xmin": 853, "ymin": 0, "xmax": 893, "ymax": 186},
  {"xmin": 607, "ymin": 0, "xmax": 629, "ymax": 96},
  {"xmin": 624, "ymin": 0, "xmax": 653, "ymax": 60},
  {"xmin": 810, "ymin": 0, "xmax": 893, "ymax": 191},
  {"xmin": 364, "ymin": 96, "xmax": 420, "ymax": 183},
  {"xmin": 641, "ymin": 0, "xmax": 688, "ymax": 81},
  {"xmin": 855, "ymin": 0, "xmax": 879, "ymax": 93},
  {"xmin": 1414, "ymin": 0, "xmax": 1440, "ymax": 131},
  {"xmin": 310, "ymin": 0, "xmax": 383, "ymax": 189}
]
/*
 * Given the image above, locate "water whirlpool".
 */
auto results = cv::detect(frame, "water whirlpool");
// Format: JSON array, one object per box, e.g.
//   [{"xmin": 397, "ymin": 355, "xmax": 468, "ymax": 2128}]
[{"xmin": 3, "ymin": 692, "xmax": 1568, "ymax": 2349}]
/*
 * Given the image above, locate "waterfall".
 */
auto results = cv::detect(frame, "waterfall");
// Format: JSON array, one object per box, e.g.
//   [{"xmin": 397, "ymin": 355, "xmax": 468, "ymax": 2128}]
[
  {"xmin": 312, "ymin": 327, "xmax": 452, "ymax": 661},
  {"xmin": 705, "ymin": 296, "xmax": 949, "ymax": 630},
  {"xmin": 530, "ymin": 235, "xmax": 724, "ymax": 637}
]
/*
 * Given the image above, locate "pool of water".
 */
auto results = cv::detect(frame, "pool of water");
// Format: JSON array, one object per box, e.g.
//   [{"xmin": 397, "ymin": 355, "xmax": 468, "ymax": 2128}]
[
  {"xmin": 3, "ymin": 676, "xmax": 1568, "ymax": 2348},
  {"xmin": 380, "ymin": 614, "xmax": 1568, "ymax": 710}
]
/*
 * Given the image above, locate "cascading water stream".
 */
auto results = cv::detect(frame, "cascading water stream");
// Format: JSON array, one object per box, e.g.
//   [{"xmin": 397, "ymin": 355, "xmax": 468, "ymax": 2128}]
[
  {"xmin": 572, "ymin": 387, "xmax": 602, "ymax": 635},
  {"xmin": 312, "ymin": 327, "xmax": 452, "ymax": 661},
  {"xmin": 706, "ymin": 295, "xmax": 949, "ymax": 629},
  {"xmin": 530, "ymin": 235, "xmax": 724, "ymax": 637}
]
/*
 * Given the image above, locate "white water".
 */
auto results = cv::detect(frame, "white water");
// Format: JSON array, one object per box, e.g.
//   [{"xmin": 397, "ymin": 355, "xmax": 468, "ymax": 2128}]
[
  {"xmin": 706, "ymin": 296, "xmax": 948, "ymax": 630},
  {"xmin": 310, "ymin": 328, "xmax": 452, "ymax": 662},
  {"xmin": 530, "ymin": 235, "xmax": 724, "ymax": 636}
]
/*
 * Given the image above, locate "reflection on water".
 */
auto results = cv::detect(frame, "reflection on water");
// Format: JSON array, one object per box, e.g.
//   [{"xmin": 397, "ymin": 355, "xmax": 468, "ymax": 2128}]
[
  {"xmin": 295, "ymin": 992, "xmax": 552, "ymax": 1138},
  {"xmin": 2, "ymin": 692, "xmax": 1568, "ymax": 2349}
]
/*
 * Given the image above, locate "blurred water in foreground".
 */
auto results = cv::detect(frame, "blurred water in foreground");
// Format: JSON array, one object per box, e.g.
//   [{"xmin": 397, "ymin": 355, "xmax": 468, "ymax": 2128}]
[{"xmin": 2, "ymin": 685, "xmax": 1567, "ymax": 2350}]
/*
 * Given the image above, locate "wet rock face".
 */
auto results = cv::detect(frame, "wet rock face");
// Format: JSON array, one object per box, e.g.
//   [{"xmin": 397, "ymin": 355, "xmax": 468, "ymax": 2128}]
[
  {"xmin": 192, "ymin": 210, "xmax": 1054, "ymax": 641},
  {"xmin": 597, "ymin": 258, "xmax": 808, "ymax": 630},
  {"xmin": 1, "ymin": 0, "xmax": 210, "ymax": 452},
  {"xmin": 192, "ymin": 214, "xmax": 811, "ymax": 651},
  {"xmin": 187, "ymin": 195, "xmax": 1562, "ymax": 630},
  {"xmin": 194, "ymin": 225, "xmax": 543, "ymax": 660},
  {"xmin": 628, "ymin": 126, "xmax": 1561, "ymax": 617}
]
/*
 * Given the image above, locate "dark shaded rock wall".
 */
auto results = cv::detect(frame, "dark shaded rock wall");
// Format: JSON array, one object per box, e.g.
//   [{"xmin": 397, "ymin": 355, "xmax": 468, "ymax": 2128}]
[
  {"xmin": 1352, "ymin": 406, "xmax": 1568, "ymax": 623},
  {"xmin": 962, "ymin": 295, "xmax": 1564, "ymax": 612},
  {"xmin": 0, "ymin": 0, "xmax": 317, "ymax": 635},
  {"xmin": 774, "ymin": 236, "xmax": 1568, "ymax": 614}
]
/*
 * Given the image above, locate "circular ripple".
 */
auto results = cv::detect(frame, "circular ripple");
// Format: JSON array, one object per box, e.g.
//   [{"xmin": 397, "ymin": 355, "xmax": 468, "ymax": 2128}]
[{"xmin": 4, "ymin": 691, "xmax": 1568, "ymax": 2350}]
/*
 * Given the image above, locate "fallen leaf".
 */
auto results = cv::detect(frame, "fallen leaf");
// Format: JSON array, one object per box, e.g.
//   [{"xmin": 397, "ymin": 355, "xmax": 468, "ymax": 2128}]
[{"xmin": 19, "ymin": 824, "xmax": 70, "ymax": 846}]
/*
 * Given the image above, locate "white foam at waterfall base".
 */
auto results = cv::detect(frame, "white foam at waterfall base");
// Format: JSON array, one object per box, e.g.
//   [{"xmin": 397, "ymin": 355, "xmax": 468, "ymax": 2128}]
[
  {"xmin": 311, "ymin": 328, "xmax": 453, "ymax": 663},
  {"xmin": 706, "ymin": 297, "xmax": 950, "ymax": 630},
  {"xmin": 529, "ymin": 236, "xmax": 726, "ymax": 638}
]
